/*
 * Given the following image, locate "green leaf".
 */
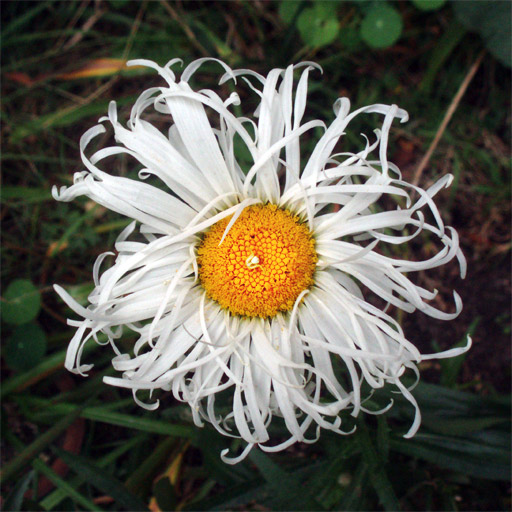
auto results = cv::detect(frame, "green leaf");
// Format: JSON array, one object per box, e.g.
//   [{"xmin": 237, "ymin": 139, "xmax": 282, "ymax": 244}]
[
  {"xmin": 1, "ymin": 186, "xmax": 53, "ymax": 204},
  {"xmin": 419, "ymin": 21, "xmax": 467, "ymax": 93},
  {"xmin": 248, "ymin": 451, "xmax": 326, "ymax": 510},
  {"xmin": 422, "ymin": 414, "xmax": 509, "ymax": 436},
  {"xmin": 453, "ymin": 0, "xmax": 511, "ymax": 67},
  {"xmin": 2, "ymin": 470, "xmax": 34, "ymax": 511},
  {"xmin": 154, "ymin": 477, "xmax": 177, "ymax": 511},
  {"xmin": 301, "ymin": 440, "xmax": 357, "ymax": 509},
  {"xmin": 411, "ymin": 0, "xmax": 446, "ymax": 11},
  {"xmin": 124, "ymin": 437, "xmax": 179, "ymax": 496},
  {"xmin": 376, "ymin": 415, "xmax": 390, "ymax": 460},
  {"xmin": 81, "ymin": 409, "xmax": 194, "ymax": 438},
  {"xmin": 357, "ymin": 424, "xmax": 400, "ymax": 511},
  {"xmin": 297, "ymin": 2, "xmax": 340, "ymax": 48},
  {"xmin": 16, "ymin": 397, "xmax": 194, "ymax": 438},
  {"xmin": 47, "ymin": 205, "xmax": 99, "ymax": 258},
  {"xmin": 54, "ymin": 448, "xmax": 148, "ymax": 511},
  {"xmin": 40, "ymin": 435, "xmax": 145, "ymax": 511},
  {"xmin": 190, "ymin": 18, "xmax": 234, "ymax": 60},
  {"xmin": 0, "ymin": 1, "xmax": 49, "ymax": 39},
  {"xmin": 438, "ymin": 317, "xmax": 479, "ymax": 388},
  {"xmin": 1, "ymin": 348, "xmax": 66, "ymax": 398},
  {"xmin": 360, "ymin": 4, "xmax": 403, "ymax": 49},
  {"xmin": 4, "ymin": 323, "xmax": 47, "ymax": 372},
  {"xmin": 195, "ymin": 428, "xmax": 252, "ymax": 486},
  {"xmin": 1, "ymin": 339, "xmax": 100, "ymax": 399},
  {"xmin": 0, "ymin": 410, "xmax": 81, "ymax": 484},
  {"xmin": 391, "ymin": 431, "xmax": 511, "ymax": 481},
  {"xmin": 183, "ymin": 478, "xmax": 265, "ymax": 511},
  {"xmin": 336, "ymin": 461, "xmax": 367, "ymax": 511},
  {"xmin": 33, "ymin": 459, "xmax": 103, "ymax": 512},
  {"xmin": 10, "ymin": 96, "xmax": 136, "ymax": 143},
  {"xmin": 412, "ymin": 381, "xmax": 508, "ymax": 422},
  {"xmin": 1, "ymin": 279, "xmax": 41, "ymax": 325},
  {"xmin": 278, "ymin": 0, "xmax": 303, "ymax": 25},
  {"xmin": 64, "ymin": 282, "xmax": 95, "ymax": 307},
  {"xmin": 375, "ymin": 378, "xmax": 511, "ymax": 437}
]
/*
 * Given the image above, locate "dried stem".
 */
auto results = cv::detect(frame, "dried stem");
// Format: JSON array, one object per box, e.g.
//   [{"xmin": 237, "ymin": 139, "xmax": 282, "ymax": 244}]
[{"xmin": 412, "ymin": 49, "xmax": 486, "ymax": 187}]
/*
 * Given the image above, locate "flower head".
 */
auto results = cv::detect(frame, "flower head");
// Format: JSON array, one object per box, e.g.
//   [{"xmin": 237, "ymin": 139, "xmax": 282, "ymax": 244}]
[{"xmin": 54, "ymin": 58, "xmax": 470, "ymax": 463}]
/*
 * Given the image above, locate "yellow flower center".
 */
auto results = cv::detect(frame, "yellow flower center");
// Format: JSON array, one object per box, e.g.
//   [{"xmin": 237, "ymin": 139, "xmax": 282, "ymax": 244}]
[{"xmin": 197, "ymin": 204, "xmax": 317, "ymax": 318}]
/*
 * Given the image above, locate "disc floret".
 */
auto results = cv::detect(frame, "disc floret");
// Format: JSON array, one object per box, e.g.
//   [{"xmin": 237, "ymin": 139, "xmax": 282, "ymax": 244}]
[{"xmin": 197, "ymin": 204, "xmax": 317, "ymax": 318}]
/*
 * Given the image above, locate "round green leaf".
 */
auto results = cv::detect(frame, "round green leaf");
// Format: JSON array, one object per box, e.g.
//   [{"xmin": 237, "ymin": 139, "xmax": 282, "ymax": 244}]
[
  {"xmin": 312, "ymin": 1, "xmax": 340, "ymax": 20},
  {"xmin": 4, "ymin": 323, "xmax": 47, "ymax": 372},
  {"xmin": 411, "ymin": 0, "xmax": 446, "ymax": 11},
  {"xmin": 297, "ymin": 6, "xmax": 340, "ymax": 48},
  {"xmin": 278, "ymin": 0, "xmax": 301, "ymax": 25},
  {"xmin": 360, "ymin": 4, "xmax": 403, "ymax": 49},
  {"xmin": 454, "ymin": 0, "xmax": 511, "ymax": 68},
  {"xmin": 1, "ymin": 279, "xmax": 41, "ymax": 325}
]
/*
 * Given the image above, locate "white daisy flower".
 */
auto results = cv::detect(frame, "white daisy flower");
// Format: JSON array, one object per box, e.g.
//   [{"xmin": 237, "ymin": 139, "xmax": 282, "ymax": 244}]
[{"xmin": 54, "ymin": 58, "xmax": 470, "ymax": 464}]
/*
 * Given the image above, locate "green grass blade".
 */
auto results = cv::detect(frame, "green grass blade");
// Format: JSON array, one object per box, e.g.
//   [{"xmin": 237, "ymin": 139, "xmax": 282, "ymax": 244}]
[
  {"xmin": 336, "ymin": 461, "xmax": 367, "ymax": 511},
  {"xmin": 300, "ymin": 438, "xmax": 357, "ymax": 506},
  {"xmin": 10, "ymin": 97, "xmax": 135, "ymax": 143},
  {"xmin": 48, "ymin": 205, "xmax": 99, "ymax": 257},
  {"xmin": 376, "ymin": 379, "xmax": 511, "ymax": 436},
  {"xmin": 82, "ymin": 408, "xmax": 193, "ymax": 438},
  {"xmin": 1, "ymin": 2, "xmax": 50, "ymax": 39},
  {"xmin": 1, "ymin": 343, "xmax": 96, "ymax": 398},
  {"xmin": 248, "ymin": 449, "xmax": 293, "ymax": 488},
  {"xmin": 1, "ymin": 186, "xmax": 53, "ymax": 204},
  {"xmin": 439, "ymin": 317, "xmax": 479, "ymax": 388},
  {"xmin": 183, "ymin": 478, "xmax": 265, "ymax": 511},
  {"xmin": 54, "ymin": 448, "xmax": 148, "ymax": 511},
  {"xmin": 124, "ymin": 437, "xmax": 180, "ymax": 495},
  {"xmin": 2, "ymin": 470, "xmax": 35, "ymax": 511},
  {"xmin": 248, "ymin": 450, "xmax": 320, "ymax": 510},
  {"xmin": 0, "ymin": 410, "xmax": 82, "ymax": 484},
  {"xmin": 357, "ymin": 423, "xmax": 400, "ymax": 511},
  {"xmin": 33, "ymin": 459, "xmax": 103, "ymax": 512},
  {"xmin": 420, "ymin": 22, "xmax": 467, "ymax": 93},
  {"xmin": 40, "ymin": 435, "xmax": 145, "ymax": 511},
  {"xmin": 376, "ymin": 415, "xmax": 390, "ymax": 460},
  {"xmin": 0, "ymin": 153, "xmax": 76, "ymax": 164},
  {"xmin": 16, "ymin": 397, "xmax": 194, "ymax": 438},
  {"xmin": 391, "ymin": 432, "xmax": 511, "ymax": 481}
]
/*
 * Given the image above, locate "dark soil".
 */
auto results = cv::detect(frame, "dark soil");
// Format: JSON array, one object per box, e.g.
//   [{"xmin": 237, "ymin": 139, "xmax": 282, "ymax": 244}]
[{"xmin": 403, "ymin": 189, "xmax": 511, "ymax": 394}]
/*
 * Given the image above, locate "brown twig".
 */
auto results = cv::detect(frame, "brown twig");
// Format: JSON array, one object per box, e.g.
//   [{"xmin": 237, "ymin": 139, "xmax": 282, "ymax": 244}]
[
  {"xmin": 121, "ymin": 0, "xmax": 147, "ymax": 61},
  {"xmin": 63, "ymin": 2, "xmax": 105, "ymax": 51},
  {"xmin": 412, "ymin": 49, "xmax": 486, "ymax": 187},
  {"xmin": 39, "ymin": 1, "xmax": 146, "ymax": 125},
  {"xmin": 160, "ymin": 0, "xmax": 210, "ymax": 57},
  {"xmin": 39, "ymin": 4, "xmax": 147, "ymax": 288},
  {"xmin": 52, "ymin": 0, "xmax": 91, "ymax": 51}
]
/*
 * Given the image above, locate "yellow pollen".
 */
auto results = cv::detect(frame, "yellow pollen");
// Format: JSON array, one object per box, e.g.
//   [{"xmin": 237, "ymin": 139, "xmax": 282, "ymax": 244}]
[{"xmin": 197, "ymin": 204, "xmax": 317, "ymax": 318}]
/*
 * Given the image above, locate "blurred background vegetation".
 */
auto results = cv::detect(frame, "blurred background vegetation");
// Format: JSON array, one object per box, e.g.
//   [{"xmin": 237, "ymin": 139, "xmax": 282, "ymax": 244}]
[{"xmin": 1, "ymin": 1, "xmax": 511, "ymax": 510}]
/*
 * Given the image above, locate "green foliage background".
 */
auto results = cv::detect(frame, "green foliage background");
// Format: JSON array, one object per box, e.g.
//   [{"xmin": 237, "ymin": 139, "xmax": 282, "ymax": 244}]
[{"xmin": 1, "ymin": 1, "xmax": 511, "ymax": 511}]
